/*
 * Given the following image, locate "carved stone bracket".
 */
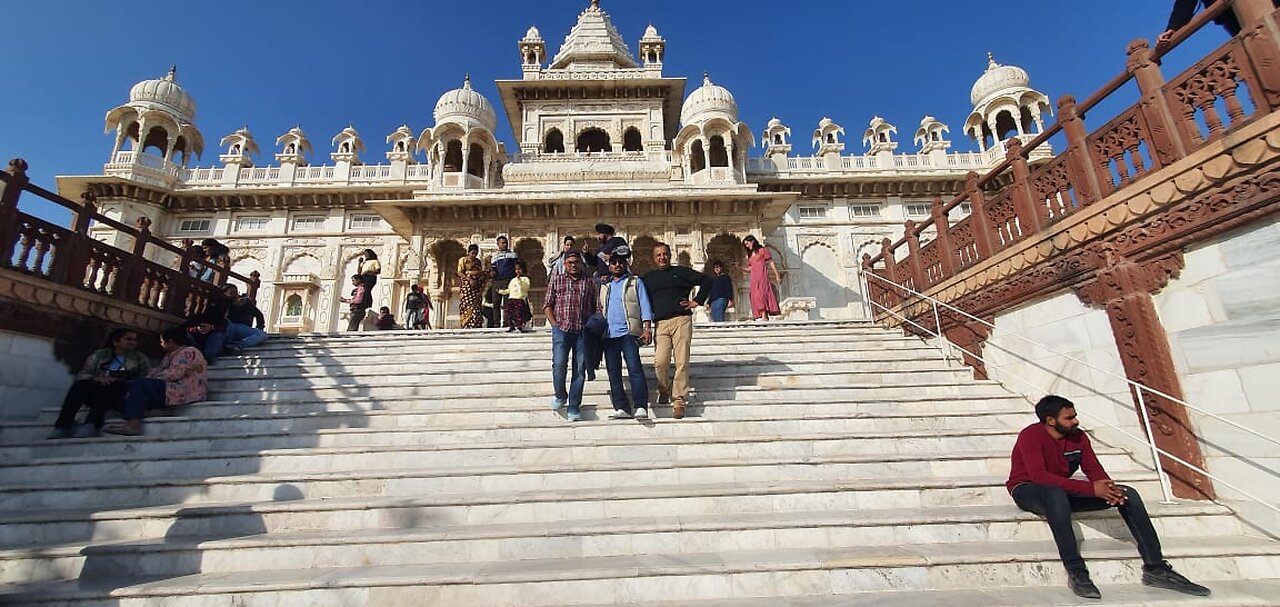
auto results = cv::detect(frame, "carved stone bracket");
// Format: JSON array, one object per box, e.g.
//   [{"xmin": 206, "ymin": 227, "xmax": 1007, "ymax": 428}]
[{"xmin": 1072, "ymin": 249, "xmax": 1214, "ymax": 500}]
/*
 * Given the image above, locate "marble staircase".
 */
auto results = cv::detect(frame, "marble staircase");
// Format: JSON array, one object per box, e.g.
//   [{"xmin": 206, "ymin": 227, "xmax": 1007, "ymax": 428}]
[{"xmin": 1, "ymin": 321, "xmax": 1278, "ymax": 605}]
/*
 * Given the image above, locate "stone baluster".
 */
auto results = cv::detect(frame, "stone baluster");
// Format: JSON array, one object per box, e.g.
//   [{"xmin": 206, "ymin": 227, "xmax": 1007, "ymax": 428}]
[
  {"xmin": 1127, "ymin": 40, "xmax": 1187, "ymax": 167},
  {"xmin": 964, "ymin": 172, "xmax": 997, "ymax": 261},
  {"xmin": 0, "ymin": 158, "xmax": 29, "ymax": 265},
  {"xmin": 52, "ymin": 192, "xmax": 98, "ymax": 285},
  {"xmin": 1058, "ymin": 95, "xmax": 1105, "ymax": 206},
  {"xmin": 930, "ymin": 196, "xmax": 956, "ymax": 278},
  {"xmin": 117, "ymin": 216, "xmax": 153, "ymax": 308},
  {"xmin": 1236, "ymin": 0, "xmax": 1280, "ymax": 110},
  {"xmin": 1005, "ymin": 139, "xmax": 1045, "ymax": 234}
]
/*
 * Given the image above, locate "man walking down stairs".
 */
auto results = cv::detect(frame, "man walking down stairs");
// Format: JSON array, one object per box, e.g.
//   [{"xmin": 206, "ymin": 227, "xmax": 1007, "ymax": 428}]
[{"xmin": 1, "ymin": 322, "xmax": 1279, "ymax": 605}]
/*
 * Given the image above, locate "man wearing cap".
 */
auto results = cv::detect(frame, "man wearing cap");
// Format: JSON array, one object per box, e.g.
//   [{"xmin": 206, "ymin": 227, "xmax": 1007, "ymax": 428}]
[
  {"xmin": 642, "ymin": 243, "xmax": 712, "ymax": 419},
  {"xmin": 600, "ymin": 245, "xmax": 654, "ymax": 420},
  {"xmin": 593, "ymin": 223, "xmax": 628, "ymax": 282}
]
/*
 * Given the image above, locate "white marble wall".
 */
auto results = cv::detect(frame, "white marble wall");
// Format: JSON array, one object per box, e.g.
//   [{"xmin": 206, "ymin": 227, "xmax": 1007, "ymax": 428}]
[
  {"xmin": 981, "ymin": 292, "xmax": 1142, "ymax": 441},
  {"xmin": 1156, "ymin": 215, "xmax": 1280, "ymax": 533},
  {"xmin": 0, "ymin": 330, "xmax": 73, "ymax": 421}
]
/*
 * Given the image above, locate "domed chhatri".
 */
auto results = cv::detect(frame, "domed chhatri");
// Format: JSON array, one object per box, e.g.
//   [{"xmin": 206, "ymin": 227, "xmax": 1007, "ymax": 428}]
[
  {"xmin": 433, "ymin": 75, "xmax": 498, "ymax": 132},
  {"xmin": 970, "ymin": 51, "xmax": 1032, "ymax": 107},
  {"xmin": 128, "ymin": 65, "xmax": 197, "ymax": 122},
  {"xmin": 681, "ymin": 73, "xmax": 739, "ymax": 125}
]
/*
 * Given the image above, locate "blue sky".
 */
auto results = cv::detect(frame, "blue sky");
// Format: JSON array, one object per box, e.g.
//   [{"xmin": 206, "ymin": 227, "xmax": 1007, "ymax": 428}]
[{"xmin": 1, "ymin": 1, "xmax": 1225, "ymax": 223}]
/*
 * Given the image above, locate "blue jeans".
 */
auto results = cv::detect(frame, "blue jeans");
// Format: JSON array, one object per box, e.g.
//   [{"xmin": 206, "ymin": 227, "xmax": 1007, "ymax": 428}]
[
  {"xmin": 195, "ymin": 330, "xmax": 226, "ymax": 364},
  {"xmin": 603, "ymin": 334, "xmax": 647, "ymax": 414},
  {"xmin": 551, "ymin": 327, "xmax": 589, "ymax": 415},
  {"xmin": 709, "ymin": 298, "xmax": 729, "ymax": 322},
  {"xmin": 123, "ymin": 377, "xmax": 166, "ymax": 420},
  {"xmin": 226, "ymin": 322, "xmax": 268, "ymax": 349}
]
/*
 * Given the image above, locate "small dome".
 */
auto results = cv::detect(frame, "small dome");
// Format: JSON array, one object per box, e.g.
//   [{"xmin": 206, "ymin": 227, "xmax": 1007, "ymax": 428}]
[
  {"xmin": 766, "ymin": 117, "xmax": 784, "ymax": 129},
  {"xmin": 129, "ymin": 66, "xmax": 196, "ymax": 121},
  {"xmin": 642, "ymin": 24, "xmax": 661, "ymax": 39},
  {"xmin": 524, "ymin": 25, "xmax": 543, "ymax": 41},
  {"xmin": 681, "ymin": 73, "xmax": 738, "ymax": 125},
  {"xmin": 433, "ymin": 75, "xmax": 497, "ymax": 131},
  {"xmin": 970, "ymin": 52, "xmax": 1031, "ymax": 106}
]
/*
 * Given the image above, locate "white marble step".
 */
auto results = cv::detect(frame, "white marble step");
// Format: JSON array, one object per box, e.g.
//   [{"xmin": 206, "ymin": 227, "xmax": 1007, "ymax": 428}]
[
  {"xmin": 0, "ymin": 434, "xmax": 1089, "ymax": 510},
  {"xmin": 0, "ymin": 473, "xmax": 1166, "ymax": 548},
  {"xmin": 0, "ymin": 502, "xmax": 1242, "ymax": 585},
  {"xmin": 3, "ymin": 537, "xmax": 1274, "ymax": 606}
]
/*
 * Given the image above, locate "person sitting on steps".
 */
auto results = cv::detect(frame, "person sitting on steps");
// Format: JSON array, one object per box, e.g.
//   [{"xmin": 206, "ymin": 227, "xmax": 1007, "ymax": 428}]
[
  {"xmin": 104, "ymin": 326, "xmax": 208, "ymax": 437},
  {"xmin": 48, "ymin": 327, "xmax": 150, "ymax": 439},
  {"xmin": 1007, "ymin": 394, "xmax": 1210, "ymax": 600}
]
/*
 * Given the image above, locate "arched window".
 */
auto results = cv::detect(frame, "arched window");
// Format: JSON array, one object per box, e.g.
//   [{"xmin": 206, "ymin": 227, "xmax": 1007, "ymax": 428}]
[
  {"xmin": 1020, "ymin": 106, "xmax": 1036, "ymax": 134},
  {"xmin": 708, "ymin": 135, "xmax": 728, "ymax": 167},
  {"xmin": 690, "ymin": 140, "xmax": 706, "ymax": 173},
  {"xmin": 526, "ymin": 52, "xmax": 537, "ymax": 64},
  {"xmin": 231, "ymin": 144, "xmax": 241, "ymax": 154},
  {"xmin": 773, "ymin": 134, "xmax": 782, "ymax": 144},
  {"xmin": 826, "ymin": 133, "xmax": 835, "ymax": 144},
  {"xmin": 622, "ymin": 127, "xmax": 642, "ymax": 152},
  {"xmin": 575, "ymin": 127, "xmax": 612, "ymax": 153},
  {"xmin": 443, "ymin": 140, "xmax": 463, "ymax": 171},
  {"xmin": 467, "ymin": 143, "xmax": 485, "ymax": 177},
  {"xmin": 284, "ymin": 294, "xmax": 303, "ymax": 316},
  {"xmin": 396, "ymin": 140, "xmax": 405, "ymax": 151},
  {"xmin": 285, "ymin": 143, "xmax": 296, "ymax": 154},
  {"xmin": 994, "ymin": 110, "xmax": 1019, "ymax": 141},
  {"xmin": 544, "ymin": 128, "xmax": 565, "ymax": 153},
  {"xmin": 878, "ymin": 132, "xmax": 887, "ymax": 142}
]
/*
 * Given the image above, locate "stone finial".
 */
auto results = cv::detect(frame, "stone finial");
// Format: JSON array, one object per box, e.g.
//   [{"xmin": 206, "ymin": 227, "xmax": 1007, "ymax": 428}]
[
  {"xmin": 135, "ymin": 216, "xmax": 153, "ymax": 231},
  {"xmin": 7, "ymin": 158, "xmax": 28, "ymax": 175},
  {"xmin": 166, "ymin": 65, "xmax": 177, "ymax": 81}
]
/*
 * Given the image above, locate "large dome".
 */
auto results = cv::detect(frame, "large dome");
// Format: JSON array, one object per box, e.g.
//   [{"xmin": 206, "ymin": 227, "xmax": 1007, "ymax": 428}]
[
  {"xmin": 681, "ymin": 74, "xmax": 738, "ymax": 125},
  {"xmin": 433, "ymin": 75, "xmax": 498, "ymax": 131},
  {"xmin": 128, "ymin": 66, "xmax": 196, "ymax": 121},
  {"xmin": 970, "ymin": 53, "xmax": 1032, "ymax": 106}
]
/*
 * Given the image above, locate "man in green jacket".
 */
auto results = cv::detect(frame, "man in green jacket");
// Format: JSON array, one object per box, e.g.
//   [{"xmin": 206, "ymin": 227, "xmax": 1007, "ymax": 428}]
[{"xmin": 642, "ymin": 243, "xmax": 711, "ymax": 419}]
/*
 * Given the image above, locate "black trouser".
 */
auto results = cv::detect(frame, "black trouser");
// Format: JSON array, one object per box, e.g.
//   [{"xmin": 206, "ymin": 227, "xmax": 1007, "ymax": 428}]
[
  {"xmin": 1012, "ymin": 482, "xmax": 1164, "ymax": 575},
  {"xmin": 487, "ymin": 277, "xmax": 512, "ymax": 328},
  {"xmin": 348, "ymin": 306, "xmax": 369, "ymax": 332},
  {"xmin": 53, "ymin": 379, "xmax": 129, "ymax": 429}
]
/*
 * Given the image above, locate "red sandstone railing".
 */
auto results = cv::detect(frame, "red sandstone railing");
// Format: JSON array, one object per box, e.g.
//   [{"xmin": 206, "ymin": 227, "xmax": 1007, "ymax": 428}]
[
  {"xmin": 0, "ymin": 159, "xmax": 260, "ymax": 320},
  {"xmin": 862, "ymin": 0, "xmax": 1280, "ymax": 315}
]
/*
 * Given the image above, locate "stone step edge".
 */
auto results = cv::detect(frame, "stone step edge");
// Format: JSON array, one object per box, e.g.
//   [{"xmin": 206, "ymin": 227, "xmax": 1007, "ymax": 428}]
[
  {"xmin": 590, "ymin": 580, "xmax": 1280, "ymax": 607},
  {"xmin": 0, "ymin": 423, "xmax": 1054, "ymax": 470},
  {"xmin": 0, "ymin": 473, "xmax": 1160, "ymax": 528},
  {"xmin": 0, "ymin": 442, "xmax": 1079, "ymax": 495},
  {"xmin": 205, "ymin": 364, "xmax": 969, "ymax": 382},
  {"xmin": 216, "ymin": 348, "xmax": 946, "ymax": 368},
  {"xmin": 1, "ymin": 502, "xmax": 1234, "ymax": 562},
  {"xmin": 3, "ymin": 536, "xmax": 1273, "ymax": 601}
]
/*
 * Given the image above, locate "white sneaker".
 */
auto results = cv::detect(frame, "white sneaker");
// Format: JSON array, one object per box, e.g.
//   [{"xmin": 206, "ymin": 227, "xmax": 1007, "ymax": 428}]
[
  {"xmin": 634, "ymin": 408, "xmax": 648, "ymax": 419},
  {"xmin": 607, "ymin": 409, "xmax": 632, "ymax": 419}
]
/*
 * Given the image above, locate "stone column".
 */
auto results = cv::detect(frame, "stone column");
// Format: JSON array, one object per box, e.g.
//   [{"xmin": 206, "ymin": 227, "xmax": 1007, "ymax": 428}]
[{"xmin": 1074, "ymin": 247, "xmax": 1214, "ymax": 500}]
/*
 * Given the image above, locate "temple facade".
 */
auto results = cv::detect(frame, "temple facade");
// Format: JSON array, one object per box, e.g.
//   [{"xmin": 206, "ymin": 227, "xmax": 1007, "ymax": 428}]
[{"xmin": 56, "ymin": 1, "xmax": 1053, "ymax": 332}]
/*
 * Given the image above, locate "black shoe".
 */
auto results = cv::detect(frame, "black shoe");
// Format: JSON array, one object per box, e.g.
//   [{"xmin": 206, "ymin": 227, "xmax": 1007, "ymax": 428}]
[
  {"xmin": 1143, "ymin": 562, "xmax": 1210, "ymax": 596},
  {"xmin": 74, "ymin": 424, "xmax": 101, "ymax": 438},
  {"xmin": 1068, "ymin": 571, "xmax": 1101, "ymax": 599},
  {"xmin": 46, "ymin": 427, "xmax": 74, "ymax": 440}
]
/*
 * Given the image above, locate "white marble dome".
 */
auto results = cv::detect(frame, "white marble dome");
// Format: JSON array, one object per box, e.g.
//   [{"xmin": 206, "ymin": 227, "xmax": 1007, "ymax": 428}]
[
  {"xmin": 642, "ymin": 24, "xmax": 660, "ymax": 39},
  {"xmin": 129, "ymin": 67, "xmax": 196, "ymax": 121},
  {"xmin": 681, "ymin": 74, "xmax": 738, "ymax": 125},
  {"xmin": 524, "ymin": 25, "xmax": 543, "ymax": 41},
  {"xmin": 433, "ymin": 75, "xmax": 498, "ymax": 131},
  {"xmin": 970, "ymin": 53, "xmax": 1031, "ymax": 106}
]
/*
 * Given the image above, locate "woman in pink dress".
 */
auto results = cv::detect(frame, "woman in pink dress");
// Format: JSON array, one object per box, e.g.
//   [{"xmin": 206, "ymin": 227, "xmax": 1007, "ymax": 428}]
[{"xmin": 743, "ymin": 235, "xmax": 782, "ymax": 320}]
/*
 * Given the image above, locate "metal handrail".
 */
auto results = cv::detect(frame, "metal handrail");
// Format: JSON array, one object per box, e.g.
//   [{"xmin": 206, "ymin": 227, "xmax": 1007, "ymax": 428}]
[{"xmin": 864, "ymin": 280, "xmax": 1280, "ymax": 515}]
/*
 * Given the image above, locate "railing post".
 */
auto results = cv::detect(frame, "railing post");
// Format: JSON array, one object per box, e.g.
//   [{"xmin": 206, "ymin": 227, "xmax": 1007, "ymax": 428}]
[
  {"xmin": 903, "ymin": 220, "xmax": 927, "ymax": 290},
  {"xmin": 1235, "ymin": 0, "xmax": 1280, "ymax": 110},
  {"xmin": 248, "ymin": 270, "xmax": 261, "ymax": 301},
  {"xmin": 964, "ymin": 172, "xmax": 997, "ymax": 260},
  {"xmin": 0, "ymin": 158, "xmax": 29, "ymax": 264},
  {"xmin": 51, "ymin": 192, "xmax": 97, "ymax": 285},
  {"xmin": 1006, "ymin": 139, "xmax": 1046, "ymax": 233},
  {"xmin": 878, "ymin": 237, "xmax": 904, "ymax": 308},
  {"xmin": 1127, "ymin": 39, "xmax": 1188, "ymax": 165},
  {"xmin": 117, "ymin": 216, "xmax": 152, "ymax": 306},
  {"xmin": 167, "ymin": 245, "xmax": 201, "ymax": 317},
  {"xmin": 1058, "ymin": 95, "xmax": 1106, "ymax": 206},
  {"xmin": 930, "ymin": 196, "xmax": 957, "ymax": 278}
]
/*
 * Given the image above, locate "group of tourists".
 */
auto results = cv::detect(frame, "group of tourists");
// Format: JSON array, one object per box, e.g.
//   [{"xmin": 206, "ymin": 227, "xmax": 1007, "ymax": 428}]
[{"xmin": 49, "ymin": 282, "xmax": 270, "ymax": 438}]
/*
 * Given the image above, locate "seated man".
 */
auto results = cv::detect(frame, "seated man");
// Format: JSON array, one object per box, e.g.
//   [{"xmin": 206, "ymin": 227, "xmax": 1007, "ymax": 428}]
[
  {"xmin": 184, "ymin": 286, "xmax": 232, "ymax": 364},
  {"xmin": 1007, "ymin": 395, "xmax": 1210, "ymax": 599},
  {"xmin": 223, "ymin": 284, "xmax": 269, "ymax": 352}
]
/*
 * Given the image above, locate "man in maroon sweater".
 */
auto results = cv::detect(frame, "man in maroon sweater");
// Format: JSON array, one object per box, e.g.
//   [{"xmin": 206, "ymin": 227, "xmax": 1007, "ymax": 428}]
[{"xmin": 1008, "ymin": 395, "xmax": 1209, "ymax": 599}]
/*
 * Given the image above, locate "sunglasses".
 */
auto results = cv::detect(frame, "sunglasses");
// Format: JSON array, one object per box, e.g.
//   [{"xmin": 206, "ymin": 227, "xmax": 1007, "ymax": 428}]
[{"xmin": 608, "ymin": 259, "xmax": 627, "ymax": 265}]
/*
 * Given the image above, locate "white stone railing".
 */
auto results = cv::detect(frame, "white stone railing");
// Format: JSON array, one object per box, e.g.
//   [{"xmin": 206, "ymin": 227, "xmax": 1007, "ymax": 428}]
[
  {"xmin": 508, "ymin": 150, "xmax": 669, "ymax": 164},
  {"xmin": 745, "ymin": 140, "xmax": 1051, "ymax": 177}
]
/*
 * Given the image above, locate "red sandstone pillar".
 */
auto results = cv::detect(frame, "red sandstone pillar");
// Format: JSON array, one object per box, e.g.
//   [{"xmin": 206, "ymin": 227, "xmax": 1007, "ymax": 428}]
[{"xmin": 0, "ymin": 158, "xmax": 29, "ymax": 264}]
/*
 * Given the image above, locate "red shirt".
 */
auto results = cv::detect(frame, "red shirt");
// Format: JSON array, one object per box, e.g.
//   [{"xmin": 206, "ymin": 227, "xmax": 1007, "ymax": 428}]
[
  {"xmin": 544, "ymin": 272, "xmax": 599, "ymax": 333},
  {"xmin": 1006, "ymin": 422, "xmax": 1111, "ymax": 496}
]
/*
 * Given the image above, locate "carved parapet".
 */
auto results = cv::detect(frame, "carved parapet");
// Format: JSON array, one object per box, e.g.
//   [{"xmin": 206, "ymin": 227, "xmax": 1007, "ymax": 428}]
[{"xmin": 778, "ymin": 296, "xmax": 817, "ymax": 321}]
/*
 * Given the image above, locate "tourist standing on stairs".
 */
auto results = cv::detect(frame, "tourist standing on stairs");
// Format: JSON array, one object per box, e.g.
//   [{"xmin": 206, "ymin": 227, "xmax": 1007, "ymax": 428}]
[
  {"xmin": 340, "ymin": 274, "xmax": 372, "ymax": 332},
  {"xmin": 358, "ymin": 249, "xmax": 381, "ymax": 290},
  {"xmin": 743, "ymin": 235, "xmax": 782, "ymax": 321},
  {"xmin": 488, "ymin": 235, "xmax": 519, "ymax": 328},
  {"xmin": 457, "ymin": 244, "xmax": 487, "ymax": 329},
  {"xmin": 546, "ymin": 234, "xmax": 576, "ymax": 277},
  {"xmin": 642, "ymin": 243, "xmax": 710, "ymax": 419},
  {"xmin": 704, "ymin": 260, "xmax": 735, "ymax": 323},
  {"xmin": 501, "ymin": 260, "xmax": 533, "ymax": 333},
  {"xmin": 600, "ymin": 246, "xmax": 654, "ymax": 420},
  {"xmin": 404, "ymin": 284, "xmax": 430, "ymax": 330},
  {"xmin": 592, "ymin": 223, "xmax": 628, "ymax": 281},
  {"xmin": 543, "ymin": 251, "xmax": 598, "ymax": 422},
  {"xmin": 49, "ymin": 327, "xmax": 150, "ymax": 439},
  {"xmin": 1007, "ymin": 395, "xmax": 1211, "ymax": 600}
]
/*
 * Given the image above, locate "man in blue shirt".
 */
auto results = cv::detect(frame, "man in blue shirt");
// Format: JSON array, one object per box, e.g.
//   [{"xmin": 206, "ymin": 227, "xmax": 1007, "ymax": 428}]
[
  {"xmin": 600, "ymin": 245, "xmax": 653, "ymax": 420},
  {"xmin": 488, "ymin": 235, "xmax": 519, "ymax": 328}
]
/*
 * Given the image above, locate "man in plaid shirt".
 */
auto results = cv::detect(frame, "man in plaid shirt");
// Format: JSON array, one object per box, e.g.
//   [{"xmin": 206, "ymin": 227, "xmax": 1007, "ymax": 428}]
[{"xmin": 542, "ymin": 251, "xmax": 599, "ymax": 422}]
